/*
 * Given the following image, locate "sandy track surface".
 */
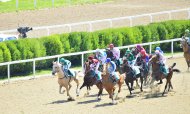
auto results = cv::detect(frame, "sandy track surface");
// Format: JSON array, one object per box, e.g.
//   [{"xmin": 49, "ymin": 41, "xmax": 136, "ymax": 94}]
[
  {"xmin": 0, "ymin": 0, "xmax": 190, "ymax": 31},
  {"xmin": 0, "ymin": 57, "xmax": 190, "ymax": 114}
]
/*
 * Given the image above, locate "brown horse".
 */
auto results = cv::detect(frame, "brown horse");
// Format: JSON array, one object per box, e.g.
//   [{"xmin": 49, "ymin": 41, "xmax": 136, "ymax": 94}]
[
  {"xmin": 149, "ymin": 55, "xmax": 180, "ymax": 96},
  {"xmin": 52, "ymin": 62, "xmax": 80, "ymax": 101},
  {"xmin": 80, "ymin": 61, "xmax": 103, "ymax": 100},
  {"xmin": 180, "ymin": 36, "xmax": 190, "ymax": 70},
  {"xmin": 102, "ymin": 63, "xmax": 125, "ymax": 104}
]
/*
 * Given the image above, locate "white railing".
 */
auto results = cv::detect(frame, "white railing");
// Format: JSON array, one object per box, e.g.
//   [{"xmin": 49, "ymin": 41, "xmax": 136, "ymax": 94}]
[
  {"xmin": 0, "ymin": 8, "xmax": 190, "ymax": 37},
  {"xmin": 0, "ymin": 38, "xmax": 182, "ymax": 83}
]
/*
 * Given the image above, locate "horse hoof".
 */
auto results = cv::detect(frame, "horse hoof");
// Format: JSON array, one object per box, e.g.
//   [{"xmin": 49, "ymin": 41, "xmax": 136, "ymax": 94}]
[
  {"xmin": 76, "ymin": 94, "xmax": 79, "ymax": 97},
  {"xmin": 112, "ymin": 101, "xmax": 117, "ymax": 105},
  {"xmin": 97, "ymin": 96, "xmax": 101, "ymax": 100},
  {"xmin": 68, "ymin": 97, "xmax": 75, "ymax": 101}
]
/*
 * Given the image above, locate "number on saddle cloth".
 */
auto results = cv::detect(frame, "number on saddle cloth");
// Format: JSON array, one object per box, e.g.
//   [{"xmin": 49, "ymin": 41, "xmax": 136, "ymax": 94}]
[{"xmin": 132, "ymin": 66, "xmax": 140, "ymax": 76}]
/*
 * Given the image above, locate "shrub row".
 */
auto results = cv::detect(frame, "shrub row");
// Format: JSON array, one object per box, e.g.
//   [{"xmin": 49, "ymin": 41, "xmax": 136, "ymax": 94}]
[{"xmin": 0, "ymin": 20, "xmax": 189, "ymax": 77}]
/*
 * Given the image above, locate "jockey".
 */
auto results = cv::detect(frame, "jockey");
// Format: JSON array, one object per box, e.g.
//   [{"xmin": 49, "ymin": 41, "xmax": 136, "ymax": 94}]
[
  {"xmin": 88, "ymin": 56, "xmax": 94, "ymax": 65},
  {"xmin": 155, "ymin": 46, "xmax": 164, "ymax": 54},
  {"xmin": 59, "ymin": 58, "xmax": 74, "ymax": 77},
  {"xmin": 136, "ymin": 44, "xmax": 145, "ymax": 54},
  {"xmin": 106, "ymin": 58, "xmax": 119, "ymax": 84},
  {"xmin": 155, "ymin": 50, "xmax": 168, "ymax": 76},
  {"xmin": 124, "ymin": 49, "xmax": 135, "ymax": 65},
  {"xmin": 139, "ymin": 50, "xmax": 149, "ymax": 66},
  {"xmin": 90, "ymin": 59, "xmax": 102, "ymax": 82},
  {"xmin": 109, "ymin": 43, "xmax": 120, "ymax": 67},
  {"xmin": 184, "ymin": 29, "xmax": 190, "ymax": 46},
  {"xmin": 95, "ymin": 49, "xmax": 107, "ymax": 64},
  {"xmin": 137, "ymin": 50, "xmax": 149, "ymax": 73}
]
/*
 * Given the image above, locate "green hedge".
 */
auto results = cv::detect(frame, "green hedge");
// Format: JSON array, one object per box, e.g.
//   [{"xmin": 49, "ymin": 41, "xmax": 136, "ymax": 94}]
[{"xmin": 0, "ymin": 20, "xmax": 189, "ymax": 77}]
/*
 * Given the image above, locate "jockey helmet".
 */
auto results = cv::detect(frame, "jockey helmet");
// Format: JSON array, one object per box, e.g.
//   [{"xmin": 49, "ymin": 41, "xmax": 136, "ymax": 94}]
[
  {"xmin": 88, "ymin": 56, "xmax": 94, "ymax": 60},
  {"xmin": 92, "ymin": 59, "xmax": 99, "ymax": 63},
  {"xmin": 109, "ymin": 43, "xmax": 114, "ymax": 48},
  {"xmin": 96, "ymin": 49, "xmax": 100, "ymax": 53},
  {"xmin": 140, "ymin": 50, "xmax": 146, "ymax": 55},
  {"xmin": 106, "ymin": 58, "xmax": 111, "ymax": 63},
  {"xmin": 155, "ymin": 46, "xmax": 161, "ymax": 51},
  {"xmin": 136, "ymin": 44, "xmax": 141, "ymax": 50},
  {"xmin": 125, "ymin": 49, "xmax": 131, "ymax": 54},
  {"xmin": 59, "ymin": 58, "xmax": 65, "ymax": 63},
  {"xmin": 185, "ymin": 29, "xmax": 189, "ymax": 33}
]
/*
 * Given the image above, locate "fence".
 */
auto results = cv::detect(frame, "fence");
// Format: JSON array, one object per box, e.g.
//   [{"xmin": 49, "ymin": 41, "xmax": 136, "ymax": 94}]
[
  {"xmin": 0, "ymin": 8, "xmax": 190, "ymax": 37},
  {"xmin": 0, "ymin": 38, "xmax": 182, "ymax": 83}
]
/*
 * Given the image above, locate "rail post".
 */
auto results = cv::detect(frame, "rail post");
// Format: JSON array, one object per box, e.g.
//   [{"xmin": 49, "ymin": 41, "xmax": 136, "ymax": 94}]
[
  {"xmin": 171, "ymin": 41, "xmax": 174, "ymax": 57},
  {"xmin": 7, "ymin": 64, "xmax": 10, "ymax": 83},
  {"xmin": 33, "ymin": 60, "xmax": 36, "ymax": 78}
]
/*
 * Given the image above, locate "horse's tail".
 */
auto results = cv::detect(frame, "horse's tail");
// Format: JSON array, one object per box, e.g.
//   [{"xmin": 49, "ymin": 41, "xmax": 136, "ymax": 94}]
[
  {"xmin": 170, "ymin": 63, "xmax": 181, "ymax": 73},
  {"xmin": 170, "ymin": 63, "xmax": 176, "ymax": 69}
]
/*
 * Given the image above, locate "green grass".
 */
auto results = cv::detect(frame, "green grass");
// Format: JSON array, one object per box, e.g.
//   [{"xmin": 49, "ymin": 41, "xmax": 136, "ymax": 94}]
[{"xmin": 0, "ymin": 0, "xmax": 110, "ymax": 13}]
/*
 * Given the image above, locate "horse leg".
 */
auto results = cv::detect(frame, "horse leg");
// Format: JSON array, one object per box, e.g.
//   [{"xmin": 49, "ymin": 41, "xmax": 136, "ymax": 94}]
[
  {"xmin": 96, "ymin": 82, "xmax": 103, "ymax": 100},
  {"xmin": 107, "ymin": 89, "xmax": 116, "ymax": 105},
  {"xmin": 135, "ymin": 79, "xmax": 140, "ymax": 89},
  {"xmin": 162, "ymin": 80, "xmax": 169, "ymax": 96},
  {"xmin": 126, "ymin": 82, "xmax": 132, "ymax": 95},
  {"xmin": 65, "ymin": 86, "xmax": 73, "ymax": 101},
  {"xmin": 59, "ymin": 85, "xmax": 65, "ymax": 94},
  {"xmin": 131, "ymin": 81, "xmax": 134, "ymax": 91},
  {"xmin": 140, "ymin": 77, "xmax": 143, "ymax": 92},
  {"xmin": 74, "ymin": 78, "xmax": 80, "ymax": 96}
]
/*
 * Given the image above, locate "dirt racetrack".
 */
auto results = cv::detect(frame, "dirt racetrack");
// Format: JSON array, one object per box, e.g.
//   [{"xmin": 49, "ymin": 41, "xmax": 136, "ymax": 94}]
[
  {"xmin": 0, "ymin": 57, "xmax": 190, "ymax": 114},
  {"xmin": 0, "ymin": 0, "xmax": 190, "ymax": 31}
]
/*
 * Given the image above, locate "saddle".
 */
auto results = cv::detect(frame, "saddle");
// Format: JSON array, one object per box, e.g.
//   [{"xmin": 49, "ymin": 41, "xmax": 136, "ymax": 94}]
[
  {"xmin": 64, "ymin": 69, "xmax": 75, "ymax": 77},
  {"xmin": 109, "ymin": 72, "xmax": 119, "ymax": 84}
]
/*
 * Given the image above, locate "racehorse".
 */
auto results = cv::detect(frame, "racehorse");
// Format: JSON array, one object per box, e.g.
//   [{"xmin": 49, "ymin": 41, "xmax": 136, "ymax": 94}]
[
  {"xmin": 122, "ymin": 60, "xmax": 144, "ymax": 95},
  {"xmin": 80, "ymin": 61, "xmax": 103, "ymax": 100},
  {"xmin": 52, "ymin": 61, "xmax": 80, "ymax": 101},
  {"xmin": 135, "ymin": 56, "xmax": 151, "ymax": 86},
  {"xmin": 149, "ymin": 54, "xmax": 180, "ymax": 96},
  {"xmin": 180, "ymin": 36, "xmax": 190, "ymax": 70},
  {"xmin": 102, "ymin": 63, "xmax": 125, "ymax": 104}
]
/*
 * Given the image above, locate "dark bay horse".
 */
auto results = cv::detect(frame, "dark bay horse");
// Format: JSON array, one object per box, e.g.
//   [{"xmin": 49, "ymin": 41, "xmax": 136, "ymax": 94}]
[
  {"xmin": 122, "ymin": 60, "xmax": 144, "ymax": 95},
  {"xmin": 80, "ymin": 61, "xmax": 103, "ymax": 100},
  {"xmin": 135, "ymin": 56, "xmax": 151, "ymax": 86},
  {"xmin": 149, "ymin": 54, "xmax": 180, "ymax": 96}
]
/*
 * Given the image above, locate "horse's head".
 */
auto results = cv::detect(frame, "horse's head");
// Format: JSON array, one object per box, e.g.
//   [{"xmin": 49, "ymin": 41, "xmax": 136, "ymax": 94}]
[
  {"xmin": 84, "ymin": 61, "xmax": 90, "ymax": 74},
  {"xmin": 122, "ymin": 60, "xmax": 131, "ymax": 73},
  {"xmin": 149, "ymin": 54, "xmax": 159, "ymax": 64},
  {"xmin": 102, "ymin": 63, "xmax": 109, "ymax": 76},
  {"xmin": 52, "ymin": 61, "xmax": 62, "ymax": 75},
  {"xmin": 131, "ymin": 48, "xmax": 138, "ymax": 57}
]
